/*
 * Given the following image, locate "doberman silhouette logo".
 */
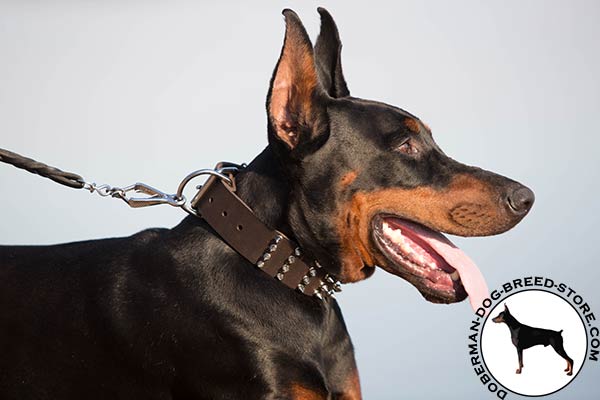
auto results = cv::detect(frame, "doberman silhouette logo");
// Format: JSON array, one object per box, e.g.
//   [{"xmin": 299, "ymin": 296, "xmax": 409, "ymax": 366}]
[
  {"xmin": 481, "ymin": 290, "xmax": 587, "ymax": 397},
  {"xmin": 491, "ymin": 303, "xmax": 574, "ymax": 376}
]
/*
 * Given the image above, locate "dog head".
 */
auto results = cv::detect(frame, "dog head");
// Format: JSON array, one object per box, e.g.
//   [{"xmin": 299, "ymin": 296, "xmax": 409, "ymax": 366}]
[
  {"xmin": 492, "ymin": 304, "xmax": 512, "ymax": 323},
  {"xmin": 265, "ymin": 9, "xmax": 534, "ymax": 308}
]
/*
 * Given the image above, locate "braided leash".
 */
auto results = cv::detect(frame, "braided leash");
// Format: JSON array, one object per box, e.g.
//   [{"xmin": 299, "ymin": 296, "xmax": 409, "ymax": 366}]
[{"xmin": 0, "ymin": 148, "xmax": 85, "ymax": 189}]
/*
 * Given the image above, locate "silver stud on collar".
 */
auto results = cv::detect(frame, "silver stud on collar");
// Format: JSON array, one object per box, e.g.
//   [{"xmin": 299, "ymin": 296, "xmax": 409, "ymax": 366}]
[
  {"xmin": 319, "ymin": 282, "xmax": 336, "ymax": 299},
  {"xmin": 256, "ymin": 235, "xmax": 283, "ymax": 268},
  {"xmin": 276, "ymin": 250, "xmax": 296, "ymax": 281},
  {"xmin": 310, "ymin": 271, "xmax": 343, "ymax": 300},
  {"xmin": 256, "ymin": 237, "xmax": 343, "ymax": 300}
]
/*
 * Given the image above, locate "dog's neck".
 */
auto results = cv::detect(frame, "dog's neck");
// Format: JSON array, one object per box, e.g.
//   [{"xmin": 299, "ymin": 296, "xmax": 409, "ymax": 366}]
[
  {"xmin": 176, "ymin": 146, "xmax": 306, "ymax": 258},
  {"xmin": 174, "ymin": 146, "xmax": 343, "ymax": 294},
  {"xmin": 503, "ymin": 312, "xmax": 522, "ymax": 329},
  {"xmin": 233, "ymin": 147, "xmax": 293, "ymax": 237}
]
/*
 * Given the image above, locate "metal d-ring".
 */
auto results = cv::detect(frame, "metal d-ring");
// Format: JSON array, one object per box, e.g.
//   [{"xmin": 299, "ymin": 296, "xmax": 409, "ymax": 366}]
[{"xmin": 175, "ymin": 165, "xmax": 242, "ymax": 217}]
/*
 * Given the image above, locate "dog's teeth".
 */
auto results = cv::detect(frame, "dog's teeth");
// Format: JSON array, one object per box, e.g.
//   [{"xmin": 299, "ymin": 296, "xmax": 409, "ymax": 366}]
[
  {"xmin": 383, "ymin": 222, "xmax": 402, "ymax": 239},
  {"xmin": 400, "ymin": 242, "xmax": 411, "ymax": 254},
  {"xmin": 450, "ymin": 271, "xmax": 460, "ymax": 281}
]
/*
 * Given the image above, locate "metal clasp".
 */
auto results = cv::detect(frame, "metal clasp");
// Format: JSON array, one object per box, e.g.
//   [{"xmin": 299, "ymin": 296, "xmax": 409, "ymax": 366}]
[{"xmin": 116, "ymin": 182, "xmax": 186, "ymax": 208}]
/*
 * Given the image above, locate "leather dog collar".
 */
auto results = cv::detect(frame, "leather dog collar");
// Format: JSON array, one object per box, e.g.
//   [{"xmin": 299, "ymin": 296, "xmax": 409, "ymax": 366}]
[{"xmin": 190, "ymin": 168, "xmax": 341, "ymax": 300}]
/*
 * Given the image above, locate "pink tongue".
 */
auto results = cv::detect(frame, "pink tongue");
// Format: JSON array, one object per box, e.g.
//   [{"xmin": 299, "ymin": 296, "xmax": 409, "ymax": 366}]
[
  {"xmin": 426, "ymin": 235, "xmax": 489, "ymax": 312},
  {"xmin": 399, "ymin": 219, "xmax": 489, "ymax": 312}
]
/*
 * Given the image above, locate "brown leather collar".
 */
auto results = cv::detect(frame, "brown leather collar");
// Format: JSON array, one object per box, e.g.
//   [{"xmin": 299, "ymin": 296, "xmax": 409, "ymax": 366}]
[{"xmin": 190, "ymin": 168, "xmax": 341, "ymax": 300}]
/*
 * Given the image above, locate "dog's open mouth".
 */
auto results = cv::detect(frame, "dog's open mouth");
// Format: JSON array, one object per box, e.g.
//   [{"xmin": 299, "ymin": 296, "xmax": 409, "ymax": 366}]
[{"xmin": 372, "ymin": 215, "xmax": 488, "ymax": 311}]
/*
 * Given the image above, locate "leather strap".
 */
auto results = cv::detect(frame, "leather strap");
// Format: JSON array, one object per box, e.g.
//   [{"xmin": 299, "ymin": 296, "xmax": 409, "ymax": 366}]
[{"xmin": 190, "ymin": 171, "xmax": 340, "ymax": 298}]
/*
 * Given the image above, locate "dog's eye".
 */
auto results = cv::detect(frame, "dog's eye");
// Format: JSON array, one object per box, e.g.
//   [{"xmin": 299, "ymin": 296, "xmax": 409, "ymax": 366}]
[{"xmin": 397, "ymin": 139, "xmax": 418, "ymax": 155}]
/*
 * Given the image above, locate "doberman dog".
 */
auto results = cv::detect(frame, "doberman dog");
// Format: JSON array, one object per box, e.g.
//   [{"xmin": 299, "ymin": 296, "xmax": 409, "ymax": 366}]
[
  {"xmin": 0, "ymin": 8, "xmax": 534, "ymax": 399},
  {"xmin": 492, "ymin": 304, "xmax": 573, "ymax": 376}
]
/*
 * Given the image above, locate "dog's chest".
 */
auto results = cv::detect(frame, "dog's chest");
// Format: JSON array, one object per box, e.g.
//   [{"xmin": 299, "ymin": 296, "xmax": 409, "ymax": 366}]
[{"xmin": 511, "ymin": 327, "xmax": 521, "ymax": 346}]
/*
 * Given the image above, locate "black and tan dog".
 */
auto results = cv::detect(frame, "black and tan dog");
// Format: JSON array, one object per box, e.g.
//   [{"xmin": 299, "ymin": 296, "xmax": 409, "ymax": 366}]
[
  {"xmin": 0, "ymin": 9, "xmax": 534, "ymax": 399},
  {"xmin": 492, "ymin": 304, "xmax": 573, "ymax": 376}
]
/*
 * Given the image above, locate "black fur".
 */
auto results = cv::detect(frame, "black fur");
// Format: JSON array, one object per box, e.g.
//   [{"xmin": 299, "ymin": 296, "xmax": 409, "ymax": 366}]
[{"xmin": 0, "ymin": 9, "xmax": 534, "ymax": 399}]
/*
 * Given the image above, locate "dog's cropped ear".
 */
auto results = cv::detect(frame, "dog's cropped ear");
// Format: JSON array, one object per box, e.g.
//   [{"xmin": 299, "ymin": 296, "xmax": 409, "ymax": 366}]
[
  {"xmin": 314, "ymin": 7, "xmax": 350, "ymax": 98},
  {"xmin": 267, "ymin": 9, "xmax": 328, "ymax": 153},
  {"xmin": 504, "ymin": 303, "xmax": 509, "ymax": 312}
]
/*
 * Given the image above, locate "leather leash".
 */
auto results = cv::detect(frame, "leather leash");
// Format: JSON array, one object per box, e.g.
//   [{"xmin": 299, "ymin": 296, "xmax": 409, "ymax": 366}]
[{"xmin": 0, "ymin": 148, "xmax": 341, "ymax": 300}]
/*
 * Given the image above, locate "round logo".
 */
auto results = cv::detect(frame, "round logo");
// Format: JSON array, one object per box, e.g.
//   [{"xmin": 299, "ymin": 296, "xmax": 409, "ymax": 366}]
[{"xmin": 480, "ymin": 290, "xmax": 587, "ymax": 396}]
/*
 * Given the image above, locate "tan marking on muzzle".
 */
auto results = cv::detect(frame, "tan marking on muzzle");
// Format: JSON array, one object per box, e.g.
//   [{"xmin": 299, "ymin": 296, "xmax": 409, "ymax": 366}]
[{"xmin": 335, "ymin": 174, "xmax": 516, "ymax": 282}]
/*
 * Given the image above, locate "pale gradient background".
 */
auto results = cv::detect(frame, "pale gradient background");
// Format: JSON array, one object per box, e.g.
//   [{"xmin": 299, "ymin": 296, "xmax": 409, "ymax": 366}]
[{"xmin": 1, "ymin": 1, "xmax": 599, "ymax": 399}]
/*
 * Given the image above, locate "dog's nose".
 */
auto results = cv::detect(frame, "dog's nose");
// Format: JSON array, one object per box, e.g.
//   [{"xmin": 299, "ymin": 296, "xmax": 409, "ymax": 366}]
[{"xmin": 506, "ymin": 185, "xmax": 535, "ymax": 215}]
